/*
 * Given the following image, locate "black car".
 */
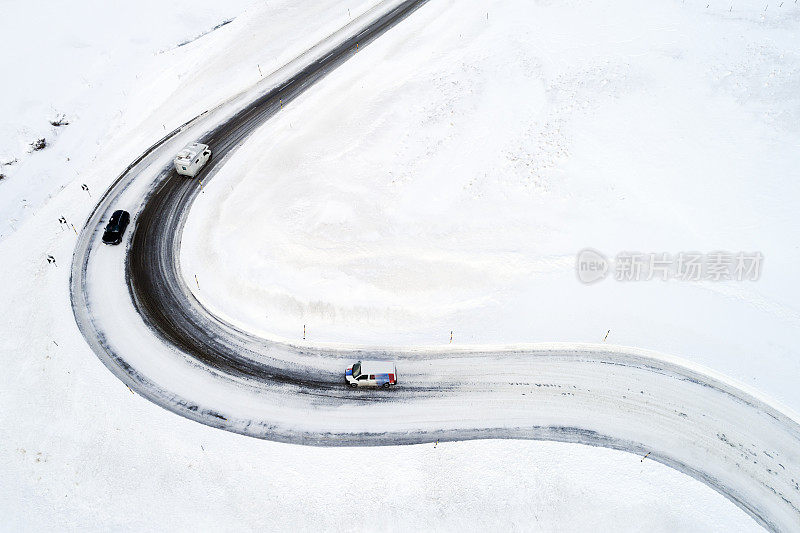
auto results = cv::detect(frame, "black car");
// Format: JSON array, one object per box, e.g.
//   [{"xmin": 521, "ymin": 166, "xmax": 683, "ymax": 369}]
[{"xmin": 102, "ymin": 210, "xmax": 130, "ymax": 245}]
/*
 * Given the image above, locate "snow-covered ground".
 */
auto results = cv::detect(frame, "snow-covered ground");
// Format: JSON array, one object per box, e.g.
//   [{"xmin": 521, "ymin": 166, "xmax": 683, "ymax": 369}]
[
  {"xmin": 0, "ymin": 0, "xmax": 246, "ymax": 237},
  {"xmin": 3, "ymin": 295, "xmax": 762, "ymax": 533},
  {"xmin": 1, "ymin": 0, "xmax": 797, "ymax": 530},
  {"xmin": 183, "ymin": 0, "xmax": 800, "ymax": 413},
  {"xmin": 0, "ymin": 0, "xmax": 380, "ymax": 240}
]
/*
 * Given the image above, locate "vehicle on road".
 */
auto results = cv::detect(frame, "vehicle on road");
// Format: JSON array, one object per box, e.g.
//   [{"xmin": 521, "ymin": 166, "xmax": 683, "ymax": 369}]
[
  {"xmin": 102, "ymin": 210, "xmax": 130, "ymax": 245},
  {"xmin": 346, "ymin": 361, "xmax": 397, "ymax": 388},
  {"xmin": 174, "ymin": 142, "xmax": 211, "ymax": 177}
]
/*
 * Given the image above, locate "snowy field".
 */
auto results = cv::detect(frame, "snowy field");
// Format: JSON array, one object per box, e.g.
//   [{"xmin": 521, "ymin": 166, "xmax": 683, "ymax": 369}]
[
  {"xmin": 0, "ymin": 0, "xmax": 380, "ymax": 240},
  {"xmin": 1, "ymin": 0, "xmax": 797, "ymax": 530},
  {"xmin": 183, "ymin": 0, "xmax": 800, "ymax": 413}
]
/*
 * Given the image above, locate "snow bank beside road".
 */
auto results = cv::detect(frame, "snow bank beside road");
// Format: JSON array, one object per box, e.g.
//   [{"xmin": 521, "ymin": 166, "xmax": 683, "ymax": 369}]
[{"xmin": 182, "ymin": 0, "xmax": 800, "ymax": 410}]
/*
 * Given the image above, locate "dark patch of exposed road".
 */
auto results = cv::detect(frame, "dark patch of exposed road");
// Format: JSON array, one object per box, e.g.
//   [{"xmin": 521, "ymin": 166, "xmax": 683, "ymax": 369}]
[{"xmin": 127, "ymin": 0, "xmax": 432, "ymax": 393}]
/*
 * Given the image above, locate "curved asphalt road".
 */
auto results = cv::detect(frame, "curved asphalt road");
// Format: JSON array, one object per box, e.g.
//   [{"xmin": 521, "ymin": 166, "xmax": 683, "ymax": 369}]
[{"xmin": 70, "ymin": 1, "xmax": 800, "ymax": 530}]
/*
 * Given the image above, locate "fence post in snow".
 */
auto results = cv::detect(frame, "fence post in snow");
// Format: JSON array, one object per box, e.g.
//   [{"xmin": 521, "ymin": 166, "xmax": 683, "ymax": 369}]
[
  {"xmin": 604, "ymin": 329, "xmax": 611, "ymax": 342},
  {"xmin": 195, "ymin": 275, "xmax": 199, "ymax": 290},
  {"xmin": 303, "ymin": 325, "xmax": 306, "ymax": 340},
  {"xmin": 449, "ymin": 331, "xmax": 453, "ymax": 343}
]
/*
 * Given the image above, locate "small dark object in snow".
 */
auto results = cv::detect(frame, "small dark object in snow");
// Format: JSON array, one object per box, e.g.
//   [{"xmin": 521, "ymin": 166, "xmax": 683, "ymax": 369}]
[
  {"xmin": 49, "ymin": 114, "xmax": 70, "ymax": 127},
  {"xmin": 30, "ymin": 138, "xmax": 47, "ymax": 151},
  {"xmin": 0, "ymin": 173, "xmax": 5, "ymax": 181}
]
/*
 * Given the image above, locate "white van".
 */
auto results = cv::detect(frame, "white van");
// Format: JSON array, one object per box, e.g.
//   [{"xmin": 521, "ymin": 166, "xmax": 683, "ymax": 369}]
[
  {"xmin": 345, "ymin": 361, "xmax": 398, "ymax": 389},
  {"xmin": 174, "ymin": 142, "xmax": 211, "ymax": 177}
]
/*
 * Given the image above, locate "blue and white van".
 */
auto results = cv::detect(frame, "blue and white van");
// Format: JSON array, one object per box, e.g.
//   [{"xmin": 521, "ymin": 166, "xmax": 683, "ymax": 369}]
[{"xmin": 345, "ymin": 361, "xmax": 397, "ymax": 389}]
